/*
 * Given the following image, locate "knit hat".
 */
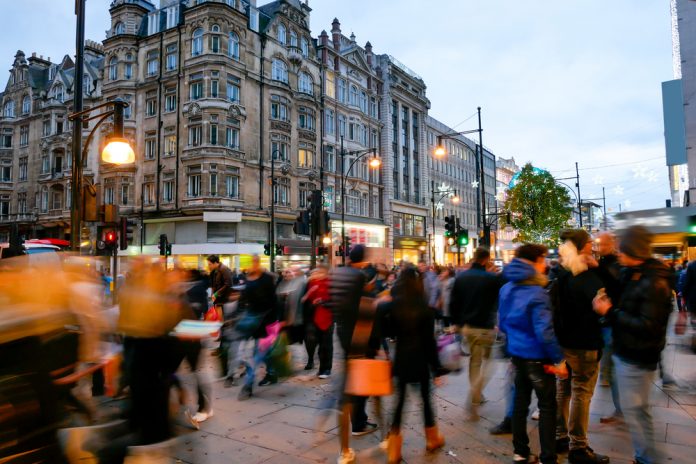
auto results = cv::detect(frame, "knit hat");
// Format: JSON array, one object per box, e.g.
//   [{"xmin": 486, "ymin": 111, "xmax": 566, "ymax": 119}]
[
  {"xmin": 349, "ymin": 244, "xmax": 366, "ymax": 263},
  {"xmin": 559, "ymin": 229, "xmax": 591, "ymax": 252},
  {"xmin": 619, "ymin": 225, "xmax": 653, "ymax": 260}
]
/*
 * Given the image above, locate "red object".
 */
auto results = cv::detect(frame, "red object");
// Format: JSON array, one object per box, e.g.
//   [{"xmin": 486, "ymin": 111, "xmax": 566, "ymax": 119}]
[
  {"xmin": 26, "ymin": 238, "xmax": 70, "ymax": 248},
  {"xmin": 204, "ymin": 306, "xmax": 220, "ymax": 322},
  {"xmin": 306, "ymin": 277, "xmax": 332, "ymax": 331},
  {"xmin": 675, "ymin": 311, "xmax": 688, "ymax": 336}
]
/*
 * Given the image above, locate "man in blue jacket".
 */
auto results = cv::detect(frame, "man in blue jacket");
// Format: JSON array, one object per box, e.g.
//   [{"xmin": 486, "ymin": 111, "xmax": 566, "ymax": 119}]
[{"xmin": 499, "ymin": 244, "xmax": 568, "ymax": 464}]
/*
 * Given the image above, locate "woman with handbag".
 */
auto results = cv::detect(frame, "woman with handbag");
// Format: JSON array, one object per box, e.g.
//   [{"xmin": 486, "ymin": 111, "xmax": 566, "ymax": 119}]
[{"xmin": 375, "ymin": 266, "xmax": 448, "ymax": 463}]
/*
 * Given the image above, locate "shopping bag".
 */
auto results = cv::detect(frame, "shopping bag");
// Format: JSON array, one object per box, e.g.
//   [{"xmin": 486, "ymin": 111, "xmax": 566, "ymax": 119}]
[
  {"xmin": 344, "ymin": 358, "xmax": 392, "ymax": 396},
  {"xmin": 437, "ymin": 333, "xmax": 462, "ymax": 372},
  {"xmin": 265, "ymin": 332, "xmax": 293, "ymax": 378},
  {"xmin": 259, "ymin": 321, "xmax": 282, "ymax": 353}
]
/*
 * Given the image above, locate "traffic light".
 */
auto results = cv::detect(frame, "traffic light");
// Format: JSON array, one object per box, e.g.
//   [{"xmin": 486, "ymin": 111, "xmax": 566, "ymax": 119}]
[
  {"xmin": 344, "ymin": 235, "xmax": 352, "ymax": 253},
  {"xmin": 264, "ymin": 243, "xmax": 271, "ymax": 256},
  {"xmin": 317, "ymin": 210, "xmax": 331, "ymax": 236},
  {"xmin": 104, "ymin": 229, "xmax": 118, "ymax": 250},
  {"xmin": 293, "ymin": 210, "xmax": 310, "ymax": 235},
  {"xmin": 457, "ymin": 229, "xmax": 469, "ymax": 247},
  {"xmin": 688, "ymin": 215, "xmax": 696, "ymax": 234},
  {"xmin": 159, "ymin": 234, "xmax": 168, "ymax": 256},
  {"xmin": 275, "ymin": 244, "xmax": 283, "ymax": 256},
  {"xmin": 119, "ymin": 217, "xmax": 136, "ymax": 250},
  {"xmin": 444, "ymin": 215, "xmax": 455, "ymax": 237}
]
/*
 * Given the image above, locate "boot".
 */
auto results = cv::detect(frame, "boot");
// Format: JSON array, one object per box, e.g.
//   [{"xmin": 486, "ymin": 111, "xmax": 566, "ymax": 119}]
[
  {"xmin": 387, "ymin": 432, "xmax": 403, "ymax": 464},
  {"xmin": 425, "ymin": 425, "xmax": 445, "ymax": 452}
]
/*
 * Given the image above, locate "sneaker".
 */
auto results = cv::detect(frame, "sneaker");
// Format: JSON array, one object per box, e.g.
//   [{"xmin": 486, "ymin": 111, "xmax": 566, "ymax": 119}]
[
  {"xmin": 337, "ymin": 448, "xmax": 356, "ymax": 464},
  {"xmin": 192, "ymin": 410, "xmax": 213, "ymax": 423},
  {"xmin": 490, "ymin": 417, "xmax": 512, "ymax": 435},
  {"xmin": 304, "ymin": 362, "xmax": 315, "ymax": 370},
  {"xmin": 237, "ymin": 385, "xmax": 252, "ymax": 401},
  {"xmin": 531, "ymin": 408, "xmax": 540, "ymax": 420},
  {"xmin": 184, "ymin": 409, "xmax": 199, "ymax": 430},
  {"xmin": 513, "ymin": 454, "xmax": 539, "ymax": 463},
  {"xmin": 568, "ymin": 447, "xmax": 610, "ymax": 464},
  {"xmin": 352, "ymin": 421, "xmax": 378, "ymax": 436},
  {"xmin": 556, "ymin": 437, "xmax": 570, "ymax": 454},
  {"xmin": 599, "ymin": 412, "xmax": 623, "ymax": 424},
  {"xmin": 318, "ymin": 371, "xmax": 331, "ymax": 379},
  {"xmin": 258, "ymin": 374, "xmax": 278, "ymax": 386}
]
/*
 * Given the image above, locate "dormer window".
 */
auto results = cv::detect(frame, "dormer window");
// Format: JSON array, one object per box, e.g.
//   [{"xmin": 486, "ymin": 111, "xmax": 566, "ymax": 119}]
[
  {"xmin": 53, "ymin": 85, "xmax": 64, "ymax": 103},
  {"xmin": 277, "ymin": 23, "xmax": 286, "ymax": 45},
  {"xmin": 114, "ymin": 22, "xmax": 125, "ymax": 35}
]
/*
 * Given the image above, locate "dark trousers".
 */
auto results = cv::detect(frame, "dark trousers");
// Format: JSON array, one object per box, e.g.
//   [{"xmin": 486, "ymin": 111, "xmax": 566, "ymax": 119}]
[
  {"xmin": 391, "ymin": 375, "xmax": 435, "ymax": 429},
  {"xmin": 512, "ymin": 357, "xmax": 557, "ymax": 464},
  {"xmin": 305, "ymin": 322, "xmax": 334, "ymax": 372},
  {"xmin": 351, "ymin": 395, "xmax": 369, "ymax": 431}
]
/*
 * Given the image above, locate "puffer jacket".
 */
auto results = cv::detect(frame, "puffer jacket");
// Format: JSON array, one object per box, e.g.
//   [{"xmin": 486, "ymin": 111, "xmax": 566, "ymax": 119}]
[
  {"xmin": 606, "ymin": 258, "xmax": 673, "ymax": 367},
  {"xmin": 328, "ymin": 265, "xmax": 366, "ymax": 354},
  {"xmin": 498, "ymin": 258, "xmax": 564, "ymax": 364}
]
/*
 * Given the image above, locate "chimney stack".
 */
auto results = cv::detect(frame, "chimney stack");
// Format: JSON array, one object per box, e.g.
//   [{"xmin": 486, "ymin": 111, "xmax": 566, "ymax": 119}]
[{"xmin": 331, "ymin": 18, "xmax": 341, "ymax": 51}]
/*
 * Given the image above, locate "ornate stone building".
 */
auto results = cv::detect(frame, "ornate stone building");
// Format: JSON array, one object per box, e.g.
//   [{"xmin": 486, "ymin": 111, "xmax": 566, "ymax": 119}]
[{"xmin": 0, "ymin": 44, "xmax": 105, "ymax": 244}]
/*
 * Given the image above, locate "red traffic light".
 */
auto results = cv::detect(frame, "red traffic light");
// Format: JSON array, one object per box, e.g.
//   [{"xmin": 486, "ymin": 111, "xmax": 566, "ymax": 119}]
[{"xmin": 105, "ymin": 230, "xmax": 117, "ymax": 245}]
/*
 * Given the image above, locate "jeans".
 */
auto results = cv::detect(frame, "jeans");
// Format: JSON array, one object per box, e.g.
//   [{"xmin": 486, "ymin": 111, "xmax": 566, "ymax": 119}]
[
  {"xmin": 504, "ymin": 361, "xmax": 516, "ymax": 419},
  {"xmin": 614, "ymin": 355, "xmax": 659, "ymax": 464},
  {"xmin": 512, "ymin": 357, "xmax": 557, "ymax": 464},
  {"xmin": 556, "ymin": 348, "xmax": 599, "ymax": 450},
  {"xmin": 243, "ymin": 340, "xmax": 265, "ymax": 389},
  {"xmin": 391, "ymin": 375, "xmax": 435, "ymax": 429},
  {"xmin": 601, "ymin": 328, "xmax": 622, "ymax": 415},
  {"xmin": 305, "ymin": 323, "xmax": 334, "ymax": 373},
  {"xmin": 462, "ymin": 326, "xmax": 496, "ymax": 408}
]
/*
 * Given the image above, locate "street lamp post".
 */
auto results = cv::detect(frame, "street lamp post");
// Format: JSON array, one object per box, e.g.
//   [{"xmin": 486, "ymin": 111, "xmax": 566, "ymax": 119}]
[
  {"xmin": 269, "ymin": 149, "xmax": 280, "ymax": 273},
  {"xmin": 68, "ymin": 98, "xmax": 134, "ymax": 251},
  {"xmin": 338, "ymin": 136, "xmax": 381, "ymax": 266},
  {"xmin": 433, "ymin": 107, "xmax": 488, "ymax": 246},
  {"xmin": 430, "ymin": 180, "xmax": 459, "ymax": 265}
]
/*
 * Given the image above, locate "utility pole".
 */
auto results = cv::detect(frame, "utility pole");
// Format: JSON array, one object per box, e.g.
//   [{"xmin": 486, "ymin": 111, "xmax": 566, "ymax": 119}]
[
  {"xmin": 602, "ymin": 187, "xmax": 607, "ymax": 230},
  {"xmin": 477, "ymin": 107, "xmax": 488, "ymax": 247},
  {"xmin": 576, "ymin": 162, "xmax": 582, "ymax": 228}
]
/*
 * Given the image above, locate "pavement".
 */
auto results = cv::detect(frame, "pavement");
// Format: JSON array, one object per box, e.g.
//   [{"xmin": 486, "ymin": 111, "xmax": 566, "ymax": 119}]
[{"xmin": 124, "ymin": 324, "xmax": 696, "ymax": 464}]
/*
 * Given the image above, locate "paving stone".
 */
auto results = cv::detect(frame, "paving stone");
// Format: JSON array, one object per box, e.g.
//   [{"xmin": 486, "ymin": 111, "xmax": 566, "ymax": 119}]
[{"xmin": 665, "ymin": 423, "xmax": 696, "ymax": 447}]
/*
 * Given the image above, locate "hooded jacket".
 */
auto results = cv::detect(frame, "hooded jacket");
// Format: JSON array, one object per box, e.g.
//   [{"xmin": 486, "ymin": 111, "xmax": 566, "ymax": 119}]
[
  {"xmin": 606, "ymin": 258, "xmax": 673, "ymax": 367},
  {"xmin": 499, "ymin": 258, "xmax": 564, "ymax": 364}
]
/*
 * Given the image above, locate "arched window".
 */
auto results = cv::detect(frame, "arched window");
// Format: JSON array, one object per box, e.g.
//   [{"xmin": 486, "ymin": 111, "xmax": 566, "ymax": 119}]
[
  {"xmin": 192, "ymin": 28, "xmax": 203, "ymax": 56},
  {"xmin": 210, "ymin": 24, "xmax": 220, "ymax": 53},
  {"xmin": 277, "ymin": 23, "xmax": 286, "ymax": 45},
  {"xmin": 21, "ymin": 95, "xmax": 30, "ymax": 114},
  {"xmin": 124, "ymin": 53, "xmax": 133, "ymax": 79},
  {"xmin": 290, "ymin": 30, "xmax": 298, "ymax": 47},
  {"xmin": 298, "ymin": 72, "xmax": 313, "ymax": 95},
  {"xmin": 349, "ymin": 85, "xmax": 358, "ymax": 106},
  {"xmin": 109, "ymin": 56, "xmax": 118, "ymax": 80},
  {"xmin": 114, "ymin": 22, "xmax": 125, "ymax": 35},
  {"xmin": 301, "ymin": 37, "xmax": 309, "ymax": 57},
  {"xmin": 3, "ymin": 100, "xmax": 14, "ymax": 118},
  {"xmin": 271, "ymin": 59, "xmax": 288, "ymax": 83},
  {"xmin": 228, "ymin": 31, "xmax": 239, "ymax": 59}
]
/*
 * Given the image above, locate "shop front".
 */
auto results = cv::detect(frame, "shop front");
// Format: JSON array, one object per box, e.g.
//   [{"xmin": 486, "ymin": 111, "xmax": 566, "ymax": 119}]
[{"xmin": 330, "ymin": 220, "xmax": 389, "ymax": 266}]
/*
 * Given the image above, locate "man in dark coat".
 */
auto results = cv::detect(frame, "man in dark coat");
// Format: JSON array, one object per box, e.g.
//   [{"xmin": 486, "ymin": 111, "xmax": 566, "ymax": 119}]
[
  {"xmin": 594, "ymin": 225, "xmax": 673, "ymax": 464},
  {"xmin": 328, "ymin": 245, "xmax": 378, "ymax": 464},
  {"xmin": 552, "ymin": 230, "xmax": 609, "ymax": 464},
  {"xmin": 450, "ymin": 247, "xmax": 502, "ymax": 421}
]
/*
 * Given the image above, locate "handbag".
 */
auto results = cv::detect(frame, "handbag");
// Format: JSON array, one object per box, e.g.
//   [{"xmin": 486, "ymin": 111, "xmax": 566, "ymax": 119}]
[{"xmin": 343, "ymin": 296, "xmax": 392, "ymax": 397}]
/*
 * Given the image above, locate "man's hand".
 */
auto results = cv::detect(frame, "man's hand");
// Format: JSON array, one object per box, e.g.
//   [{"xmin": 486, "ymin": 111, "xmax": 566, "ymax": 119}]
[{"xmin": 592, "ymin": 293, "xmax": 612, "ymax": 316}]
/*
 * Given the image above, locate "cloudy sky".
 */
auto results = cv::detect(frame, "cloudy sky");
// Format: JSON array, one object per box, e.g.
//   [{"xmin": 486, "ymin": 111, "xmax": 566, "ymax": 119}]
[{"xmin": 1, "ymin": 1, "xmax": 674, "ymax": 213}]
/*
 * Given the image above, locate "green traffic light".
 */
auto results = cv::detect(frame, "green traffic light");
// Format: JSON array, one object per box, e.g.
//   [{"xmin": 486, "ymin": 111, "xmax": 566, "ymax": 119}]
[{"xmin": 459, "ymin": 236, "xmax": 468, "ymax": 246}]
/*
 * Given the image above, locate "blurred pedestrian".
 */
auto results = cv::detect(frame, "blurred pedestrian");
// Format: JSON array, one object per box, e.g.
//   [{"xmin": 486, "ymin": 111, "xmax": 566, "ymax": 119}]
[
  {"xmin": 376, "ymin": 266, "xmax": 448, "ymax": 463},
  {"xmin": 438, "ymin": 267, "xmax": 455, "ymax": 328},
  {"xmin": 499, "ymin": 244, "xmax": 568, "ymax": 464},
  {"xmin": 593, "ymin": 225, "xmax": 673, "ymax": 464},
  {"xmin": 418, "ymin": 260, "xmax": 441, "ymax": 315},
  {"xmin": 329, "ymin": 244, "xmax": 380, "ymax": 464},
  {"xmin": 303, "ymin": 266, "xmax": 333, "ymax": 378},
  {"xmin": 237, "ymin": 255, "xmax": 279, "ymax": 400},
  {"xmin": 594, "ymin": 232, "xmax": 623, "ymax": 424},
  {"xmin": 207, "ymin": 255, "xmax": 234, "ymax": 323},
  {"xmin": 450, "ymin": 247, "xmax": 502, "ymax": 421},
  {"xmin": 552, "ymin": 230, "xmax": 609, "ymax": 463}
]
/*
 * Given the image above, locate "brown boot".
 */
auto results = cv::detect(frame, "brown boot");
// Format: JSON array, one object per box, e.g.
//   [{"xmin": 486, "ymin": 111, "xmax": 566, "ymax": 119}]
[
  {"xmin": 425, "ymin": 425, "xmax": 445, "ymax": 452},
  {"xmin": 387, "ymin": 432, "xmax": 403, "ymax": 464}
]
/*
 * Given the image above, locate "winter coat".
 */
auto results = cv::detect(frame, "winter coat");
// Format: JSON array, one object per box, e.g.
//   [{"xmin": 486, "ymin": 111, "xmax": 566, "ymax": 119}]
[
  {"xmin": 550, "ymin": 266, "xmax": 604, "ymax": 351},
  {"xmin": 373, "ymin": 292, "xmax": 444, "ymax": 382},
  {"xmin": 597, "ymin": 253, "xmax": 622, "ymax": 304},
  {"xmin": 498, "ymin": 258, "xmax": 564, "ymax": 364},
  {"xmin": 605, "ymin": 258, "xmax": 673, "ymax": 367},
  {"xmin": 210, "ymin": 264, "xmax": 234, "ymax": 305},
  {"xmin": 450, "ymin": 263, "xmax": 502, "ymax": 329},
  {"xmin": 421, "ymin": 271, "xmax": 441, "ymax": 309},
  {"xmin": 328, "ymin": 265, "xmax": 367, "ymax": 354},
  {"xmin": 238, "ymin": 272, "xmax": 278, "ymax": 339}
]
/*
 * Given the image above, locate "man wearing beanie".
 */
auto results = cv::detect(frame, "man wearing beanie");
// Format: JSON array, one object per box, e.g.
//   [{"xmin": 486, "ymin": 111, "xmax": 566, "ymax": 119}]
[
  {"xmin": 593, "ymin": 225, "xmax": 672, "ymax": 464},
  {"xmin": 551, "ymin": 230, "xmax": 609, "ymax": 464}
]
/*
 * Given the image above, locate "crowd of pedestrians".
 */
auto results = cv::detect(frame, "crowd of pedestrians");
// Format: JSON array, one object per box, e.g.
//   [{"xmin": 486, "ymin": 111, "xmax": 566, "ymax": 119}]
[{"xmin": 3, "ymin": 223, "xmax": 690, "ymax": 464}]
